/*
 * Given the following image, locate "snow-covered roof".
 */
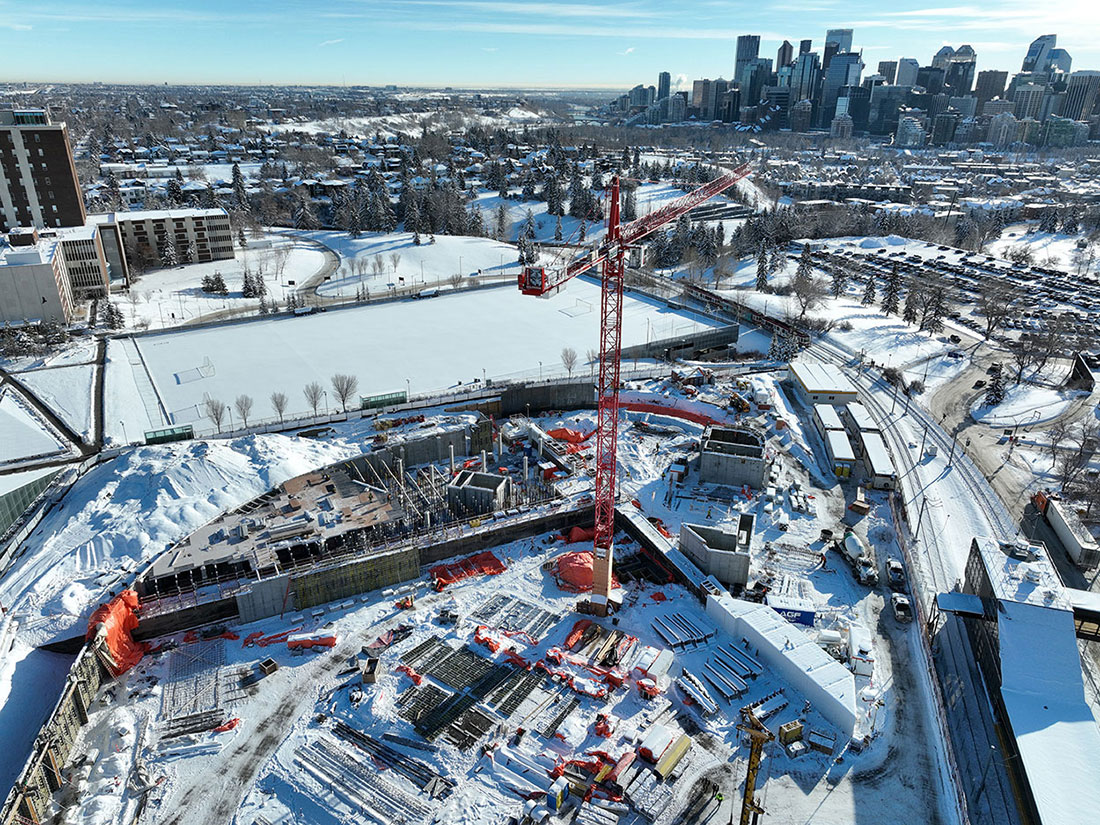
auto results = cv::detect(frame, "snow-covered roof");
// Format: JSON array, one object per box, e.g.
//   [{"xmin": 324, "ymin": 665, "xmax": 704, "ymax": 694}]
[
  {"xmin": 845, "ymin": 403, "xmax": 878, "ymax": 433},
  {"xmin": 998, "ymin": 600, "xmax": 1100, "ymax": 825},
  {"xmin": 706, "ymin": 593, "xmax": 858, "ymax": 736},
  {"xmin": 826, "ymin": 429, "xmax": 856, "ymax": 463},
  {"xmin": 974, "ymin": 535, "xmax": 1070, "ymax": 610},
  {"xmin": 89, "ymin": 207, "xmax": 229, "ymax": 224},
  {"xmin": 789, "ymin": 360, "xmax": 858, "ymax": 397},
  {"xmin": 813, "ymin": 403, "xmax": 844, "ymax": 431},
  {"xmin": 859, "ymin": 431, "xmax": 893, "ymax": 478}
]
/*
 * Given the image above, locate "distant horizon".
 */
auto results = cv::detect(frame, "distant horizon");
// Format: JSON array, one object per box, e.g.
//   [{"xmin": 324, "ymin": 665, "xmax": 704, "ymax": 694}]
[{"xmin": 0, "ymin": 1, "xmax": 1096, "ymax": 90}]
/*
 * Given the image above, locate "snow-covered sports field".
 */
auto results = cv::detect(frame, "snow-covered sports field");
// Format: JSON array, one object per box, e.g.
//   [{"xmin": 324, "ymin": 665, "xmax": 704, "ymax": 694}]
[{"xmin": 110, "ymin": 277, "xmax": 721, "ymax": 439}]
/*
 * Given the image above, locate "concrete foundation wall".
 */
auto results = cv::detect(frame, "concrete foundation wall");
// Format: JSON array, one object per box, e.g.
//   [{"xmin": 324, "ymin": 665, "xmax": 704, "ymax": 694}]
[
  {"xmin": 679, "ymin": 524, "xmax": 750, "ymax": 588},
  {"xmin": 237, "ymin": 574, "xmax": 293, "ymax": 625},
  {"xmin": 292, "ymin": 547, "xmax": 420, "ymax": 611},
  {"xmin": 698, "ymin": 451, "xmax": 767, "ymax": 488},
  {"xmin": 3, "ymin": 648, "xmax": 108, "ymax": 824}
]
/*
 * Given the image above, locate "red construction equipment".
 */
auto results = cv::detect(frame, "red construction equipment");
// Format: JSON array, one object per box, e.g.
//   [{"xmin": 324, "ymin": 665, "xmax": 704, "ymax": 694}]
[{"xmin": 519, "ymin": 164, "xmax": 752, "ymax": 615}]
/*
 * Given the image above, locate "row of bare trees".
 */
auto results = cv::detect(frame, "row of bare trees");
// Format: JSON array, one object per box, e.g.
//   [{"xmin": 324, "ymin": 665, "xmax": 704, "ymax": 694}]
[{"xmin": 202, "ymin": 373, "xmax": 361, "ymax": 432}]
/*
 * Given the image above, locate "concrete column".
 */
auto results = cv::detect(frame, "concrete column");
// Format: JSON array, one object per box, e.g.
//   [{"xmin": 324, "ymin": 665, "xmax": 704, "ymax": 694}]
[
  {"xmin": 481, "ymin": 450, "xmax": 487, "ymax": 471},
  {"xmin": 450, "ymin": 444, "xmax": 455, "ymax": 474}
]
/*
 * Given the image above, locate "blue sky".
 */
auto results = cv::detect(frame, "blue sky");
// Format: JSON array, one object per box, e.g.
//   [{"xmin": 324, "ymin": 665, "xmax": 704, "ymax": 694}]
[{"xmin": 1, "ymin": 1, "xmax": 1096, "ymax": 88}]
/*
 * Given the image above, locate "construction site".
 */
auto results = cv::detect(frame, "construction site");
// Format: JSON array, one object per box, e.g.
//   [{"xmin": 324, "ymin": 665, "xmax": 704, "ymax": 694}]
[{"xmin": 3, "ymin": 168, "xmax": 980, "ymax": 825}]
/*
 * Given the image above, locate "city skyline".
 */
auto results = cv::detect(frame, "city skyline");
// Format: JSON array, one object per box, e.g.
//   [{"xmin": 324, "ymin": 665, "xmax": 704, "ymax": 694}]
[{"xmin": 0, "ymin": 0, "xmax": 1097, "ymax": 88}]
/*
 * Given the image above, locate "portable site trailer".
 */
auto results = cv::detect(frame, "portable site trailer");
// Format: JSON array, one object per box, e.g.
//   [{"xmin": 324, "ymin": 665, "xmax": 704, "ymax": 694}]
[{"xmin": 1033, "ymin": 490, "xmax": 1100, "ymax": 569}]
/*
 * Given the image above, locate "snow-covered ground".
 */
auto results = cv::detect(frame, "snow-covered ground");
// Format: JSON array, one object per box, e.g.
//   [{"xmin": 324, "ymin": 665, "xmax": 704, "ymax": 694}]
[
  {"xmin": 119, "ymin": 232, "xmax": 327, "ymax": 330},
  {"xmin": 261, "ymin": 107, "xmax": 552, "ymax": 139},
  {"xmin": 107, "ymin": 277, "xmax": 720, "ymax": 440},
  {"xmin": 0, "ymin": 389, "xmax": 67, "ymax": 463},
  {"xmin": 990, "ymin": 224, "xmax": 1097, "ymax": 272},
  {"xmin": 971, "ymin": 383, "xmax": 1078, "ymax": 427},
  {"xmin": 301, "ymin": 232, "xmax": 518, "ymax": 297},
  {"xmin": 17, "ymin": 364, "xmax": 95, "ymax": 441}
]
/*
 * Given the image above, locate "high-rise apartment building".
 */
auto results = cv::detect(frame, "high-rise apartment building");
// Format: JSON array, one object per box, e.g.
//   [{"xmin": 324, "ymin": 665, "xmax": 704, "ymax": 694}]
[
  {"xmin": 735, "ymin": 35, "xmax": 760, "ymax": 84},
  {"xmin": 1014, "ymin": 83, "xmax": 1048, "ymax": 120},
  {"xmin": 877, "ymin": 61, "xmax": 898, "ymax": 84},
  {"xmin": 974, "ymin": 70, "xmax": 1008, "ymax": 105},
  {"xmin": 777, "ymin": 40, "xmax": 794, "ymax": 69},
  {"xmin": 1063, "ymin": 71, "xmax": 1100, "ymax": 121},
  {"xmin": 790, "ymin": 98, "xmax": 814, "ymax": 132},
  {"xmin": 0, "ymin": 109, "xmax": 86, "ymax": 234},
  {"xmin": 657, "ymin": 71, "xmax": 671, "ymax": 101},
  {"xmin": 895, "ymin": 58, "xmax": 920, "ymax": 87},
  {"xmin": 895, "ymin": 116, "xmax": 927, "ymax": 147}
]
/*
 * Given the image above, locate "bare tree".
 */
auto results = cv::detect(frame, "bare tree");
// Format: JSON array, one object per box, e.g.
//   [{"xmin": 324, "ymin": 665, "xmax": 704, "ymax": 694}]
[
  {"xmin": 389, "ymin": 252, "xmax": 402, "ymax": 274},
  {"xmin": 270, "ymin": 391, "xmax": 288, "ymax": 423},
  {"xmin": 304, "ymin": 381, "xmax": 324, "ymax": 416},
  {"xmin": 1047, "ymin": 418, "xmax": 1071, "ymax": 466},
  {"xmin": 1009, "ymin": 334, "xmax": 1039, "ymax": 383},
  {"xmin": 450, "ymin": 272, "xmax": 463, "ymax": 289},
  {"xmin": 977, "ymin": 281, "xmax": 1019, "ymax": 340},
  {"xmin": 234, "ymin": 394, "xmax": 254, "ymax": 428},
  {"xmin": 331, "ymin": 373, "xmax": 359, "ymax": 412},
  {"xmin": 204, "ymin": 397, "xmax": 228, "ymax": 432},
  {"xmin": 790, "ymin": 271, "xmax": 828, "ymax": 319},
  {"xmin": 1055, "ymin": 422, "xmax": 1098, "ymax": 492},
  {"xmin": 561, "ymin": 347, "xmax": 578, "ymax": 378},
  {"xmin": 371, "ymin": 255, "xmax": 385, "ymax": 279},
  {"xmin": 587, "ymin": 348, "xmax": 598, "ymax": 374}
]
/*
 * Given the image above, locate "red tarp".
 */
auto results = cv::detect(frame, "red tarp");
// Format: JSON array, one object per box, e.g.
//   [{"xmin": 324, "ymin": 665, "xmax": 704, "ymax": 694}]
[
  {"xmin": 562, "ymin": 526, "xmax": 596, "ymax": 544},
  {"xmin": 550, "ymin": 551, "xmax": 620, "ymax": 593},
  {"xmin": 430, "ymin": 551, "xmax": 507, "ymax": 590},
  {"xmin": 546, "ymin": 428, "xmax": 594, "ymax": 444},
  {"xmin": 619, "ymin": 401, "xmax": 722, "ymax": 427},
  {"xmin": 86, "ymin": 590, "xmax": 147, "ymax": 676}
]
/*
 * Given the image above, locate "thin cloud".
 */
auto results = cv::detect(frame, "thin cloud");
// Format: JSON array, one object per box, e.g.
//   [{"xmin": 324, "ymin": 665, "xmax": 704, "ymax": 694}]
[
  {"xmin": 619, "ymin": 47, "xmax": 635, "ymax": 55},
  {"xmin": 318, "ymin": 38, "xmax": 345, "ymax": 47}
]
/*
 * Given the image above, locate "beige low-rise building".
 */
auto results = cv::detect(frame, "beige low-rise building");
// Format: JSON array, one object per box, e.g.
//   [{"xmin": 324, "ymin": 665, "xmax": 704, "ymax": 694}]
[{"xmin": 0, "ymin": 228, "xmax": 73, "ymax": 324}]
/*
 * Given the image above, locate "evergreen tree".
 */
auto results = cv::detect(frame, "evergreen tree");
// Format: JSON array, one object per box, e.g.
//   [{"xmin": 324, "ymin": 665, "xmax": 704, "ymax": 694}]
[
  {"xmin": 523, "ymin": 209, "xmax": 536, "ymax": 240},
  {"xmin": 161, "ymin": 233, "xmax": 178, "ymax": 267},
  {"xmin": 768, "ymin": 242, "xmax": 785, "ymax": 275},
  {"xmin": 554, "ymin": 215, "xmax": 563, "ymax": 241},
  {"xmin": 199, "ymin": 184, "xmax": 218, "ymax": 209},
  {"xmin": 881, "ymin": 263, "xmax": 901, "ymax": 315},
  {"xmin": 578, "ymin": 220, "xmax": 587, "ymax": 242},
  {"xmin": 755, "ymin": 243, "xmax": 769, "ymax": 291},
  {"xmin": 521, "ymin": 174, "xmax": 536, "ymax": 201},
  {"xmin": 902, "ymin": 288, "xmax": 919, "ymax": 324},
  {"xmin": 830, "ymin": 262, "xmax": 848, "ymax": 299},
  {"xmin": 104, "ymin": 170, "xmax": 123, "ymax": 211},
  {"xmin": 212, "ymin": 271, "xmax": 228, "ymax": 295},
  {"xmin": 494, "ymin": 203, "xmax": 508, "ymax": 241},
  {"xmin": 242, "ymin": 270, "xmax": 256, "ymax": 298},
  {"xmin": 231, "ymin": 162, "xmax": 248, "ymax": 209},
  {"xmin": 166, "ymin": 176, "xmax": 184, "ymax": 207},
  {"xmin": 985, "ymin": 363, "xmax": 1006, "ymax": 406},
  {"xmin": 861, "ymin": 274, "xmax": 876, "ymax": 305},
  {"xmin": 293, "ymin": 195, "xmax": 320, "ymax": 230},
  {"xmin": 185, "ymin": 240, "xmax": 197, "ymax": 265},
  {"xmin": 258, "ymin": 295, "xmax": 269, "ymax": 316},
  {"xmin": 238, "ymin": 227, "xmax": 248, "ymax": 248},
  {"xmin": 468, "ymin": 205, "xmax": 485, "ymax": 237}
]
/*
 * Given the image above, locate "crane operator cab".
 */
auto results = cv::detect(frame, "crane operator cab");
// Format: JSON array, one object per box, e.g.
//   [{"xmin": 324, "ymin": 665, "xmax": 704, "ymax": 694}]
[{"xmin": 519, "ymin": 266, "xmax": 548, "ymax": 296}]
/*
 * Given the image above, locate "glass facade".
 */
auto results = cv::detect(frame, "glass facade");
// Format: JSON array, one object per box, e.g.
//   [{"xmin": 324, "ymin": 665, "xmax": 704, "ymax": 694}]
[{"xmin": 0, "ymin": 470, "xmax": 58, "ymax": 536}]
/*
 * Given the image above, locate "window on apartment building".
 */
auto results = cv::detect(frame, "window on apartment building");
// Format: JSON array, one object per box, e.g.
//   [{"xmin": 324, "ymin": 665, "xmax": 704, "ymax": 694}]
[
  {"xmin": 34, "ymin": 134, "xmax": 40, "ymax": 142},
  {"xmin": 37, "ymin": 148, "xmax": 43, "ymax": 157},
  {"xmin": 44, "ymin": 177, "xmax": 50, "ymax": 185},
  {"xmin": 48, "ymin": 191, "xmax": 54, "ymax": 200}
]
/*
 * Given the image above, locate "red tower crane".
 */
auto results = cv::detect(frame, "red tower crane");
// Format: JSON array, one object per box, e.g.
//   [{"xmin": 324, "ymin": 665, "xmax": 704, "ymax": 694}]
[{"xmin": 520, "ymin": 162, "xmax": 753, "ymax": 615}]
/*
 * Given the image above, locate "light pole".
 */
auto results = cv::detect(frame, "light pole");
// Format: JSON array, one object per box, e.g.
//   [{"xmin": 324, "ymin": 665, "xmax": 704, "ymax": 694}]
[
  {"xmin": 538, "ymin": 360, "xmax": 543, "ymax": 381},
  {"xmin": 119, "ymin": 420, "xmax": 128, "ymax": 445},
  {"xmin": 322, "ymin": 390, "xmax": 328, "ymax": 415},
  {"xmin": 405, "ymin": 377, "xmax": 410, "ymax": 401}
]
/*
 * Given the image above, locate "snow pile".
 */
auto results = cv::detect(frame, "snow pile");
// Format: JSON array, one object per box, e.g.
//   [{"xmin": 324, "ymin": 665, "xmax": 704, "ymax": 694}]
[{"xmin": 0, "ymin": 435, "xmax": 360, "ymax": 644}]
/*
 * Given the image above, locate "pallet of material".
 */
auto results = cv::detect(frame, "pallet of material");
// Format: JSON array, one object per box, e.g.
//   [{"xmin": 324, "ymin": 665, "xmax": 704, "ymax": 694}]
[
  {"xmin": 724, "ymin": 643, "xmax": 763, "ymax": 676},
  {"xmin": 654, "ymin": 733, "xmax": 692, "ymax": 779},
  {"xmin": 807, "ymin": 729, "xmax": 836, "ymax": 755},
  {"xmin": 676, "ymin": 670, "xmax": 719, "ymax": 715}
]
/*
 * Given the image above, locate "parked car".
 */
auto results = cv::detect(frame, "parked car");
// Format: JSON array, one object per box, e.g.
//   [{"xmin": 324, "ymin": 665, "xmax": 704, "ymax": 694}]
[
  {"xmin": 891, "ymin": 593, "xmax": 913, "ymax": 622},
  {"xmin": 886, "ymin": 559, "xmax": 907, "ymax": 591}
]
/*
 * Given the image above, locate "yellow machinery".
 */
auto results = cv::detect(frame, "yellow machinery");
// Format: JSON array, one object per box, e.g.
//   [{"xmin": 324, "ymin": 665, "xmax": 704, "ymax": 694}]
[{"xmin": 736, "ymin": 707, "xmax": 774, "ymax": 825}]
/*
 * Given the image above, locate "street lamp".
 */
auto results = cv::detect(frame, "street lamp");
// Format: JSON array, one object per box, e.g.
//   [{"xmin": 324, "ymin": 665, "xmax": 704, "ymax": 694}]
[
  {"xmin": 405, "ymin": 377, "xmax": 411, "ymax": 400},
  {"xmin": 538, "ymin": 360, "xmax": 543, "ymax": 380},
  {"xmin": 119, "ymin": 420, "xmax": 128, "ymax": 445}
]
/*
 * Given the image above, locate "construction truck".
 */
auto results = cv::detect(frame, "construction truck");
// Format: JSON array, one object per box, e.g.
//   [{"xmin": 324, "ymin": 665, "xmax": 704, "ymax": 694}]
[
  {"xmin": 1032, "ymin": 490, "xmax": 1100, "ymax": 570},
  {"xmin": 836, "ymin": 530, "xmax": 878, "ymax": 586},
  {"xmin": 729, "ymin": 392, "xmax": 751, "ymax": 414}
]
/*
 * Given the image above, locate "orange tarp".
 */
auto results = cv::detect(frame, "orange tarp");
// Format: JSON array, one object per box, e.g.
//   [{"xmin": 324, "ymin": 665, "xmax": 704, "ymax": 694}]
[
  {"xmin": 550, "ymin": 551, "xmax": 620, "ymax": 593},
  {"xmin": 86, "ymin": 590, "xmax": 147, "ymax": 676}
]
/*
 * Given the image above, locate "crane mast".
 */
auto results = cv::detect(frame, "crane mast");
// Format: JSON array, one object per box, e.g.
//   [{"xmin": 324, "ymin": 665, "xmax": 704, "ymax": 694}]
[{"xmin": 519, "ymin": 163, "xmax": 752, "ymax": 615}]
